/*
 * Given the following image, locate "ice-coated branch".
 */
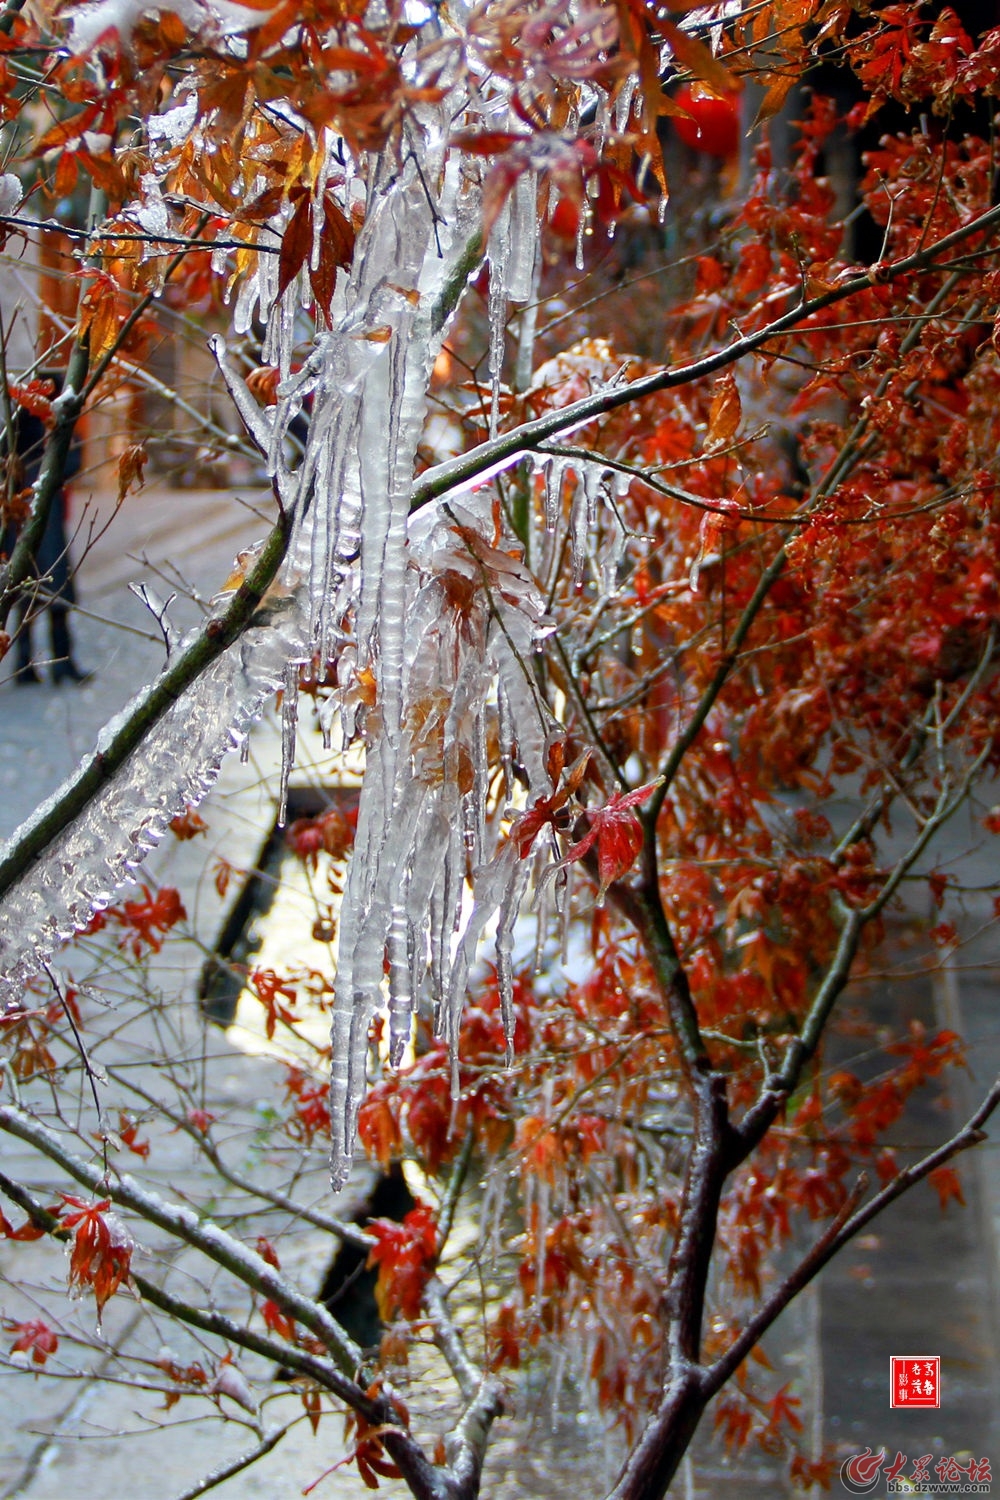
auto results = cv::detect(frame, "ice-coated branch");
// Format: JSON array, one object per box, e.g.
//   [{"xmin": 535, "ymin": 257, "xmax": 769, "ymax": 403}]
[
  {"xmin": 0, "ymin": 1100, "xmax": 364, "ymax": 1374},
  {"xmin": 425, "ymin": 1279, "xmax": 504, "ymax": 1499},
  {"xmin": 0, "ymin": 509, "xmax": 296, "ymax": 1003},
  {"xmin": 0, "ymin": 1165, "xmax": 444, "ymax": 1495}
]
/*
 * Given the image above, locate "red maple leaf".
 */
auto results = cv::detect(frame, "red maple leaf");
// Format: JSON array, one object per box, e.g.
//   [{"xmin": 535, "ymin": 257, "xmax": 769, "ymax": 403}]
[
  {"xmin": 561, "ymin": 780, "xmax": 661, "ymax": 899},
  {"xmin": 927, "ymin": 1164, "xmax": 965, "ymax": 1212},
  {"xmin": 61, "ymin": 1196, "xmax": 133, "ymax": 1313},
  {"xmin": 5, "ymin": 1318, "xmax": 59, "ymax": 1365},
  {"xmin": 367, "ymin": 1204, "xmax": 438, "ymax": 1320}
]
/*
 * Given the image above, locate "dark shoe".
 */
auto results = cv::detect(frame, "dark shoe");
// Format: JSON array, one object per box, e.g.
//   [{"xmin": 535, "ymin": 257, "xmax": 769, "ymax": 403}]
[
  {"xmin": 13, "ymin": 663, "xmax": 41, "ymax": 685},
  {"xmin": 52, "ymin": 661, "xmax": 94, "ymax": 685}
]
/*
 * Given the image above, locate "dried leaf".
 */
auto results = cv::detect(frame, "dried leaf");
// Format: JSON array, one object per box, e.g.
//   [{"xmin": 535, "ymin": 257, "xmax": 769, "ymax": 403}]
[
  {"xmin": 706, "ymin": 372, "xmax": 742, "ymax": 450},
  {"xmin": 116, "ymin": 443, "xmax": 147, "ymax": 503}
]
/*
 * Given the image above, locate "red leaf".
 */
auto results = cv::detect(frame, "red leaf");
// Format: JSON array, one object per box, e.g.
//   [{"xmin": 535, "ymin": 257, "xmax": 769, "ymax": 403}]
[
  {"xmin": 6, "ymin": 1318, "xmax": 59, "ymax": 1365},
  {"xmin": 563, "ymin": 780, "xmax": 660, "ymax": 899},
  {"xmin": 261, "ymin": 1299, "xmax": 296, "ymax": 1340},
  {"xmin": 62, "ymin": 1197, "xmax": 133, "ymax": 1313},
  {"xmin": 368, "ymin": 1204, "xmax": 438, "ymax": 1319},
  {"xmin": 277, "ymin": 193, "xmax": 313, "ymax": 301},
  {"xmin": 765, "ymin": 1381, "xmax": 804, "ymax": 1433},
  {"xmin": 450, "ymin": 130, "xmax": 531, "ymax": 156},
  {"xmin": 310, "ymin": 194, "xmax": 355, "ymax": 322},
  {"xmin": 927, "ymin": 1164, "xmax": 965, "ymax": 1212}
]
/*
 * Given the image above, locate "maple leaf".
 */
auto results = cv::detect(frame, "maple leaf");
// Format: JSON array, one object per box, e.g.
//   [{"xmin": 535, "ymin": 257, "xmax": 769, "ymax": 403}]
[
  {"xmin": 277, "ymin": 191, "xmax": 312, "ymax": 301},
  {"xmin": 511, "ymin": 749, "xmax": 591, "ymax": 857},
  {"xmin": 116, "ymin": 443, "xmax": 147, "ymax": 503},
  {"xmin": 61, "ymin": 1197, "xmax": 133, "ymax": 1314},
  {"xmin": 927, "ymin": 1164, "xmax": 965, "ymax": 1212},
  {"xmin": 9, "ymin": 378, "xmax": 55, "ymax": 420},
  {"xmin": 561, "ymin": 780, "xmax": 661, "ymax": 900},
  {"xmin": 367, "ymin": 1204, "xmax": 438, "ymax": 1320},
  {"xmin": 5, "ymin": 1318, "xmax": 59, "ymax": 1366},
  {"xmin": 77, "ymin": 269, "xmax": 126, "ymax": 363},
  {"xmin": 250, "ymin": 967, "xmax": 299, "ymax": 1039},
  {"xmin": 261, "ymin": 1299, "xmax": 295, "ymax": 1341},
  {"xmin": 103, "ymin": 886, "xmax": 187, "ymax": 957},
  {"xmin": 765, "ymin": 1381, "xmax": 804, "ymax": 1433},
  {"xmin": 0, "ymin": 1206, "xmax": 53, "ymax": 1242},
  {"xmin": 169, "ymin": 806, "xmax": 208, "ymax": 840},
  {"xmin": 706, "ymin": 372, "xmax": 742, "ymax": 451}
]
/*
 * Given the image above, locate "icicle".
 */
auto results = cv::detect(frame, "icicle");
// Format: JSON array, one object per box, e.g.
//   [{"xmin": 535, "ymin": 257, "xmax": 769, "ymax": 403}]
[
  {"xmin": 507, "ymin": 170, "xmax": 538, "ymax": 303},
  {"xmin": 0, "ymin": 63, "xmax": 567, "ymax": 1191},
  {"xmin": 593, "ymin": 90, "xmax": 612, "ymax": 159},
  {"xmin": 600, "ymin": 480, "xmax": 628, "ymax": 595},
  {"xmin": 569, "ymin": 467, "xmax": 589, "ymax": 585},
  {"xmin": 534, "ymin": 1074, "xmax": 553, "ymax": 1311},
  {"xmin": 386, "ymin": 904, "xmax": 413, "ymax": 1068},
  {"xmin": 544, "ymin": 454, "xmax": 565, "ymax": 533},
  {"xmin": 615, "ymin": 74, "xmax": 638, "ymax": 132},
  {"xmin": 487, "ymin": 252, "xmax": 507, "ymax": 441},
  {"xmin": 468, "ymin": 708, "xmax": 488, "ymax": 865},
  {"xmin": 495, "ymin": 856, "xmax": 531, "ymax": 1059},
  {"xmin": 575, "ymin": 206, "xmax": 587, "ymax": 271},
  {"xmin": 496, "ymin": 677, "xmax": 514, "ymax": 802},
  {"xmin": 559, "ymin": 861, "xmax": 574, "ymax": 965},
  {"xmin": 277, "ymin": 660, "xmax": 299, "ymax": 827}
]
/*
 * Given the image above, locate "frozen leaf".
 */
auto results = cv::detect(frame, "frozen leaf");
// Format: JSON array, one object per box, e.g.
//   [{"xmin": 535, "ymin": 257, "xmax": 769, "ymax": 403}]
[
  {"xmin": 210, "ymin": 1355, "xmax": 257, "ymax": 1412},
  {"xmin": 62, "ymin": 1197, "xmax": 133, "ymax": 1315},
  {"xmin": 661, "ymin": 21, "xmax": 739, "ymax": 97},
  {"xmin": 560, "ymin": 780, "xmax": 661, "ymax": 901},
  {"xmin": 277, "ymin": 193, "xmax": 312, "ymax": 301}
]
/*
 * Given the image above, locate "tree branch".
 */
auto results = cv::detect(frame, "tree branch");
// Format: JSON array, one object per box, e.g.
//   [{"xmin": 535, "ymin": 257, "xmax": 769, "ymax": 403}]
[{"xmin": 704, "ymin": 1072, "xmax": 1000, "ymax": 1398}]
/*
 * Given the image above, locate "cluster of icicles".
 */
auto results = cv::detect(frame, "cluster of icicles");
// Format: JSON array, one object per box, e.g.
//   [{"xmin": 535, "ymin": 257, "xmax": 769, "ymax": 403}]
[{"xmin": 0, "ymin": 54, "xmax": 632, "ymax": 1185}]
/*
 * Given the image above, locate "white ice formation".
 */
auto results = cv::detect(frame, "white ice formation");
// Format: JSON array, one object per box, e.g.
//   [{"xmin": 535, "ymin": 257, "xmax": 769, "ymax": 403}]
[{"xmin": 0, "ymin": 11, "xmax": 631, "ymax": 1186}]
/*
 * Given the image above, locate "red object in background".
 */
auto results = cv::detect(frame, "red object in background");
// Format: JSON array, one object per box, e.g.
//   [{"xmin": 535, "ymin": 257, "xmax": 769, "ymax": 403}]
[
  {"xmin": 674, "ymin": 84, "xmax": 740, "ymax": 158},
  {"xmin": 547, "ymin": 193, "xmax": 582, "ymax": 241}
]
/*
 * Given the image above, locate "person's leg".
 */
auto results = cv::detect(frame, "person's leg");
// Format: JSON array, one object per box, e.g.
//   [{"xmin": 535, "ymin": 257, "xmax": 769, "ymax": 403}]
[
  {"xmin": 13, "ymin": 600, "xmax": 40, "ymax": 685},
  {"xmin": 50, "ymin": 605, "xmax": 90, "ymax": 683}
]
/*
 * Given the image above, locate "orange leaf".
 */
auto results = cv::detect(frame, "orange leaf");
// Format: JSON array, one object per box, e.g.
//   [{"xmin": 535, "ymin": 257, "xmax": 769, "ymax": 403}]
[
  {"xmin": 753, "ymin": 72, "xmax": 799, "ymax": 127},
  {"xmin": 661, "ymin": 20, "xmax": 739, "ymax": 97},
  {"xmin": 116, "ymin": 443, "xmax": 147, "ymax": 503},
  {"xmin": 78, "ymin": 272, "xmax": 122, "ymax": 363},
  {"xmin": 706, "ymin": 371, "xmax": 742, "ymax": 450}
]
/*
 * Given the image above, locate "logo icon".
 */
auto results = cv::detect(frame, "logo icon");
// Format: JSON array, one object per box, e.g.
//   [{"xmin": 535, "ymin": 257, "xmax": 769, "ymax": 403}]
[
  {"xmin": 839, "ymin": 1449, "xmax": 991, "ymax": 1494},
  {"xmin": 841, "ymin": 1449, "xmax": 886, "ymax": 1494},
  {"xmin": 890, "ymin": 1355, "xmax": 940, "ymax": 1409}
]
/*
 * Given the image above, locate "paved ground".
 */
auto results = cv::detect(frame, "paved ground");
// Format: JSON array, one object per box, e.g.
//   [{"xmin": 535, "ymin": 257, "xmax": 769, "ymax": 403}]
[{"xmin": 1, "ymin": 481, "xmax": 999, "ymax": 1498}]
